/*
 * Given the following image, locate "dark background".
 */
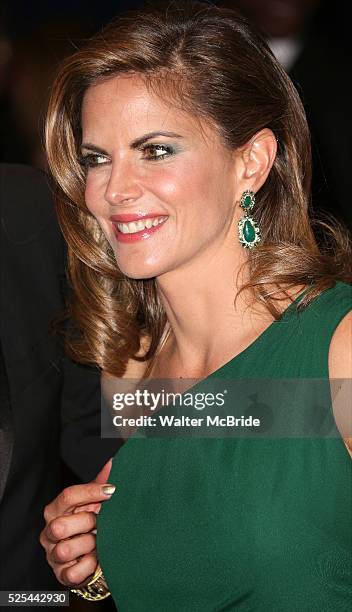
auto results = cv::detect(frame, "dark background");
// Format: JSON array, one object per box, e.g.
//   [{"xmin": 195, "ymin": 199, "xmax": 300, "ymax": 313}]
[{"xmin": 2, "ymin": 0, "xmax": 351, "ymax": 39}]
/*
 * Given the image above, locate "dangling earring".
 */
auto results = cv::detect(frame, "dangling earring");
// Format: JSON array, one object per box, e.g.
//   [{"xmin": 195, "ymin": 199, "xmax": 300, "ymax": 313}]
[{"xmin": 237, "ymin": 190, "xmax": 261, "ymax": 249}]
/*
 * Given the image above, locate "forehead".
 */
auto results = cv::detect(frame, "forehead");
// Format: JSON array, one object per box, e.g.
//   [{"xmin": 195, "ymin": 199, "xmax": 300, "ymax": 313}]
[{"xmin": 81, "ymin": 73, "xmax": 218, "ymax": 144}]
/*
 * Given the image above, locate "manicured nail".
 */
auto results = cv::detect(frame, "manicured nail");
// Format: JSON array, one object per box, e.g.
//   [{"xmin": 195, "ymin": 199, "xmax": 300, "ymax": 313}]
[{"xmin": 102, "ymin": 485, "xmax": 116, "ymax": 496}]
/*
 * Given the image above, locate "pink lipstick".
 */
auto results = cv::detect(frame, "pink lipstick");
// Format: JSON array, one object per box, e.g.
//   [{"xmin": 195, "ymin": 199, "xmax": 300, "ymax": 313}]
[{"xmin": 110, "ymin": 213, "xmax": 168, "ymax": 243}]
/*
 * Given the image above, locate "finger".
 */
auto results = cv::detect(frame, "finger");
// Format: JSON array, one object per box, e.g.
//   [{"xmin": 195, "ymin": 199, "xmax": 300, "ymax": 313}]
[
  {"xmin": 45, "ymin": 511, "xmax": 97, "ymax": 544},
  {"xmin": 73, "ymin": 502, "xmax": 101, "ymax": 515},
  {"xmin": 39, "ymin": 529, "xmax": 60, "ymax": 564},
  {"xmin": 52, "ymin": 533, "xmax": 96, "ymax": 564},
  {"xmin": 94, "ymin": 458, "xmax": 113, "ymax": 484},
  {"xmin": 53, "ymin": 559, "xmax": 77, "ymax": 585},
  {"xmin": 40, "ymin": 533, "xmax": 76, "ymax": 573},
  {"xmin": 61, "ymin": 553, "xmax": 98, "ymax": 587},
  {"xmin": 44, "ymin": 482, "xmax": 116, "ymax": 521}
]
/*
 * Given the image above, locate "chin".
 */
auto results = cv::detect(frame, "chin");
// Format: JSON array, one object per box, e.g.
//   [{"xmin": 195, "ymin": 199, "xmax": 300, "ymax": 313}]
[
  {"xmin": 124, "ymin": 270, "xmax": 157, "ymax": 281},
  {"xmin": 115, "ymin": 259, "xmax": 160, "ymax": 281}
]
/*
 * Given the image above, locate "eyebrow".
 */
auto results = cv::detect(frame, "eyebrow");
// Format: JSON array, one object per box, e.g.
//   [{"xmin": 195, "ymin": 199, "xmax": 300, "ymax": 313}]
[{"xmin": 80, "ymin": 131, "xmax": 183, "ymax": 154}]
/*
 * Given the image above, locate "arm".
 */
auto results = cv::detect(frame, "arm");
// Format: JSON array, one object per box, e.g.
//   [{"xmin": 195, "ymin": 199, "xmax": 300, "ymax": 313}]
[{"xmin": 328, "ymin": 310, "xmax": 352, "ymax": 458}]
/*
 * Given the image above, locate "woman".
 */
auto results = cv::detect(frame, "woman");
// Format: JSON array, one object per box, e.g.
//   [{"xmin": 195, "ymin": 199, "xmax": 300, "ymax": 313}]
[{"xmin": 40, "ymin": 3, "xmax": 352, "ymax": 610}]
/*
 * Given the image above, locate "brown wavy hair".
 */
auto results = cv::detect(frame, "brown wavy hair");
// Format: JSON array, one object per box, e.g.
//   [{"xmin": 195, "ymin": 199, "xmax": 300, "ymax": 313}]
[{"xmin": 45, "ymin": 1, "xmax": 352, "ymax": 376}]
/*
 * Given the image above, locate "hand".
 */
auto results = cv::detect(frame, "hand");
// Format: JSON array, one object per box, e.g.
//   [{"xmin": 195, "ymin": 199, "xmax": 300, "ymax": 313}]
[{"xmin": 40, "ymin": 459, "xmax": 114, "ymax": 587}]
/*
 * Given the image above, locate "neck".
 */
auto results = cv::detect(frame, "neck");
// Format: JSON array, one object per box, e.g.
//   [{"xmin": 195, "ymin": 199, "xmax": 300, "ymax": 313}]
[{"xmin": 155, "ymin": 241, "xmax": 266, "ymax": 372}]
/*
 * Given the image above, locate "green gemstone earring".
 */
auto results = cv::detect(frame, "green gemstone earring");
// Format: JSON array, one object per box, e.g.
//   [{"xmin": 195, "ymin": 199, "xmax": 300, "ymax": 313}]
[{"xmin": 238, "ymin": 190, "xmax": 261, "ymax": 249}]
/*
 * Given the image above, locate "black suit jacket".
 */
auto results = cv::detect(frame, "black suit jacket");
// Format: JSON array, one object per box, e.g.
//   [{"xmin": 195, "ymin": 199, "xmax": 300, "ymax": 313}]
[{"xmin": 0, "ymin": 164, "xmax": 122, "ymax": 591}]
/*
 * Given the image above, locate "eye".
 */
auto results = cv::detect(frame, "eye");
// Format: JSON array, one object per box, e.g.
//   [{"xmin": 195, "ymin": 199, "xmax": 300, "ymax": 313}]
[
  {"xmin": 140, "ymin": 144, "xmax": 175, "ymax": 161},
  {"xmin": 78, "ymin": 153, "xmax": 109, "ymax": 168}
]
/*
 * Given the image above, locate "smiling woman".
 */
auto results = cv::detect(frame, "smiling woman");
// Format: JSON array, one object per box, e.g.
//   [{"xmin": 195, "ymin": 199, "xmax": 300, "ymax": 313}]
[
  {"xmin": 45, "ymin": 3, "xmax": 350, "ymax": 378},
  {"xmin": 41, "ymin": 2, "xmax": 352, "ymax": 610},
  {"xmin": 78, "ymin": 72, "xmax": 252, "ymax": 282}
]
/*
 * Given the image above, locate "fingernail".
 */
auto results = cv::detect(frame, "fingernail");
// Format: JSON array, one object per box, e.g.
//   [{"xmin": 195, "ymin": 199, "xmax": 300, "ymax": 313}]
[{"xmin": 102, "ymin": 485, "xmax": 116, "ymax": 496}]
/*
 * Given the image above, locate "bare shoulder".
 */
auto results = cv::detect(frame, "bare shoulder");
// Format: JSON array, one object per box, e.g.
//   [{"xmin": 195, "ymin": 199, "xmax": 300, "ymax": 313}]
[{"xmin": 328, "ymin": 310, "xmax": 352, "ymax": 458}]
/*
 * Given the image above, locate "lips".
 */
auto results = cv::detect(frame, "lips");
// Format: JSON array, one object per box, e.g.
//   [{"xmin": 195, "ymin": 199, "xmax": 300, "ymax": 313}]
[
  {"xmin": 110, "ymin": 212, "xmax": 167, "ymax": 223},
  {"xmin": 111, "ymin": 213, "xmax": 169, "ymax": 243}
]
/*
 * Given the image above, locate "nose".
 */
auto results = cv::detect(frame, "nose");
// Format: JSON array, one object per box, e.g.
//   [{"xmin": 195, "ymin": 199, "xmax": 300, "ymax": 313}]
[{"xmin": 104, "ymin": 159, "xmax": 143, "ymax": 205}]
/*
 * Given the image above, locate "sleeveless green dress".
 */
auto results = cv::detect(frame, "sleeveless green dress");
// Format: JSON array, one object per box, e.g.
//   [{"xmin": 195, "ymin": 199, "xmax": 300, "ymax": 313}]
[{"xmin": 97, "ymin": 281, "xmax": 352, "ymax": 611}]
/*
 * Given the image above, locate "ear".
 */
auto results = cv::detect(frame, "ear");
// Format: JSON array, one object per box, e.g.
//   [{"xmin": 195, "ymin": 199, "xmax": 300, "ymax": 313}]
[{"xmin": 238, "ymin": 128, "xmax": 277, "ymax": 192}]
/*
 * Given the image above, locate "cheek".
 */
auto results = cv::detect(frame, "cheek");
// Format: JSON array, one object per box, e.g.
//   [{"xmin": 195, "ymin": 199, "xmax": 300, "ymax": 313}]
[
  {"xmin": 165, "ymin": 158, "xmax": 231, "ymax": 223},
  {"xmin": 84, "ymin": 177, "xmax": 115, "ymax": 246},
  {"xmin": 84, "ymin": 174, "xmax": 107, "ymax": 218},
  {"xmin": 144, "ymin": 164, "xmax": 183, "ymax": 201},
  {"xmin": 147, "ymin": 157, "xmax": 216, "ymax": 208}
]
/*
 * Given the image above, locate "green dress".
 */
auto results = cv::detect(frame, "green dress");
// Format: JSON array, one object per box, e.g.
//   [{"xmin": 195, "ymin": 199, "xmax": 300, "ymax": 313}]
[{"xmin": 97, "ymin": 281, "xmax": 352, "ymax": 611}]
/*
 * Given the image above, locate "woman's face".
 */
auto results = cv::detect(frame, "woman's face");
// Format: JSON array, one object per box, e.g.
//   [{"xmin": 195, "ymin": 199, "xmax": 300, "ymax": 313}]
[{"xmin": 81, "ymin": 74, "xmax": 242, "ymax": 280}]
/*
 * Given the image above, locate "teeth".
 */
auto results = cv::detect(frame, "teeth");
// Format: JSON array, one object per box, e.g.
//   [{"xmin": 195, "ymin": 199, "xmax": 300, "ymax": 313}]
[
  {"xmin": 117, "ymin": 216, "xmax": 167, "ymax": 234},
  {"xmin": 136, "ymin": 220, "xmax": 146, "ymax": 231},
  {"xmin": 129, "ymin": 222, "xmax": 138, "ymax": 233}
]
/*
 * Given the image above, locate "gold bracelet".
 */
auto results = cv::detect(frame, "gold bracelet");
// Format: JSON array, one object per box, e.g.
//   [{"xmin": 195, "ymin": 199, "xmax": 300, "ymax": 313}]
[{"xmin": 70, "ymin": 564, "xmax": 111, "ymax": 601}]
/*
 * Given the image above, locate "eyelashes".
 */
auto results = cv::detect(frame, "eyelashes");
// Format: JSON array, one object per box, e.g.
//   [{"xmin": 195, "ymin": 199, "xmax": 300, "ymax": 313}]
[
  {"xmin": 78, "ymin": 143, "xmax": 176, "ymax": 168},
  {"xmin": 78, "ymin": 153, "xmax": 107, "ymax": 168},
  {"xmin": 141, "ymin": 143, "xmax": 175, "ymax": 161}
]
